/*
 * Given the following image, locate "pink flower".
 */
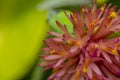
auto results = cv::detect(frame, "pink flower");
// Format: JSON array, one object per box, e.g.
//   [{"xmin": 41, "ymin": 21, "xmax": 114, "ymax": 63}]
[{"xmin": 39, "ymin": 1, "xmax": 120, "ymax": 80}]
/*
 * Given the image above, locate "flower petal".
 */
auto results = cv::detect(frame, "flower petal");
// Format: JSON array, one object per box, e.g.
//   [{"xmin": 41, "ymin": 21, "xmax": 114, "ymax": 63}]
[
  {"xmin": 44, "ymin": 55, "xmax": 61, "ymax": 60},
  {"xmin": 102, "ymin": 52, "xmax": 112, "ymax": 63},
  {"xmin": 56, "ymin": 69, "xmax": 66, "ymax": 77},
  {"xmin": 48, "ymin": 32, "xmax": 62, "ymax": 37},
  {"xmin": 90, "ymin": 63, "xmax": 102, "ymax": 76},
  {"xmin": 87, "ymin": 66, "xmax": 92, "ymax": 79},
  {"xmin": 69, "ymin": 45, "xmax": 79, "ymax": 54},
  {"xmin": 54, "ymin": 57, "xmax": 66, "ymax": 68}
]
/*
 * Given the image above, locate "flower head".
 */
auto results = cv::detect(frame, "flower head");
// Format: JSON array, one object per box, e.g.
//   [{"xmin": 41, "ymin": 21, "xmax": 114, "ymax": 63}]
[{"xmin": 39, "ymin": 0, "xmax": 120, "ymax": 80}]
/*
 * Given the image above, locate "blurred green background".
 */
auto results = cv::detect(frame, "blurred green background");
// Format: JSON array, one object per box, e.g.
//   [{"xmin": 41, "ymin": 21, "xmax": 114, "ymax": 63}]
[{"xmin": 0, "ymin": 0, "xmax": 119, "ymax": 80}]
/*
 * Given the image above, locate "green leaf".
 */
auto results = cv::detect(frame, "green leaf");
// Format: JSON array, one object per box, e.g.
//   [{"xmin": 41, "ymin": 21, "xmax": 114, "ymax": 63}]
[
  {"xmin": 0, "ymin": 0, "xmax": 49, "ymax": 79},
  {"xmin": 38, "ymin": 0, "xmax": 91, "ymax": 10},
  {"xmin": 48, "ymin": 11, "xmax": 73, "ymax": 34}
]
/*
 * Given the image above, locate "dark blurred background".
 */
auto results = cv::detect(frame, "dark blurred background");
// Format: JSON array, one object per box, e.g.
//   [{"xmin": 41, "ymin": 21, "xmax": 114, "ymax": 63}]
[{"xmin": 0, "ymin": 0, "xmax": 119, "ymax": 80}]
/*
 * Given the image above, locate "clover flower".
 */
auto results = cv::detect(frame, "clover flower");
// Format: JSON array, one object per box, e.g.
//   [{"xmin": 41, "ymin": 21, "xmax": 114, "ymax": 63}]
[{"xmin": 39, "ymin": 1, "xmax": 120, "ymax": 80}]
